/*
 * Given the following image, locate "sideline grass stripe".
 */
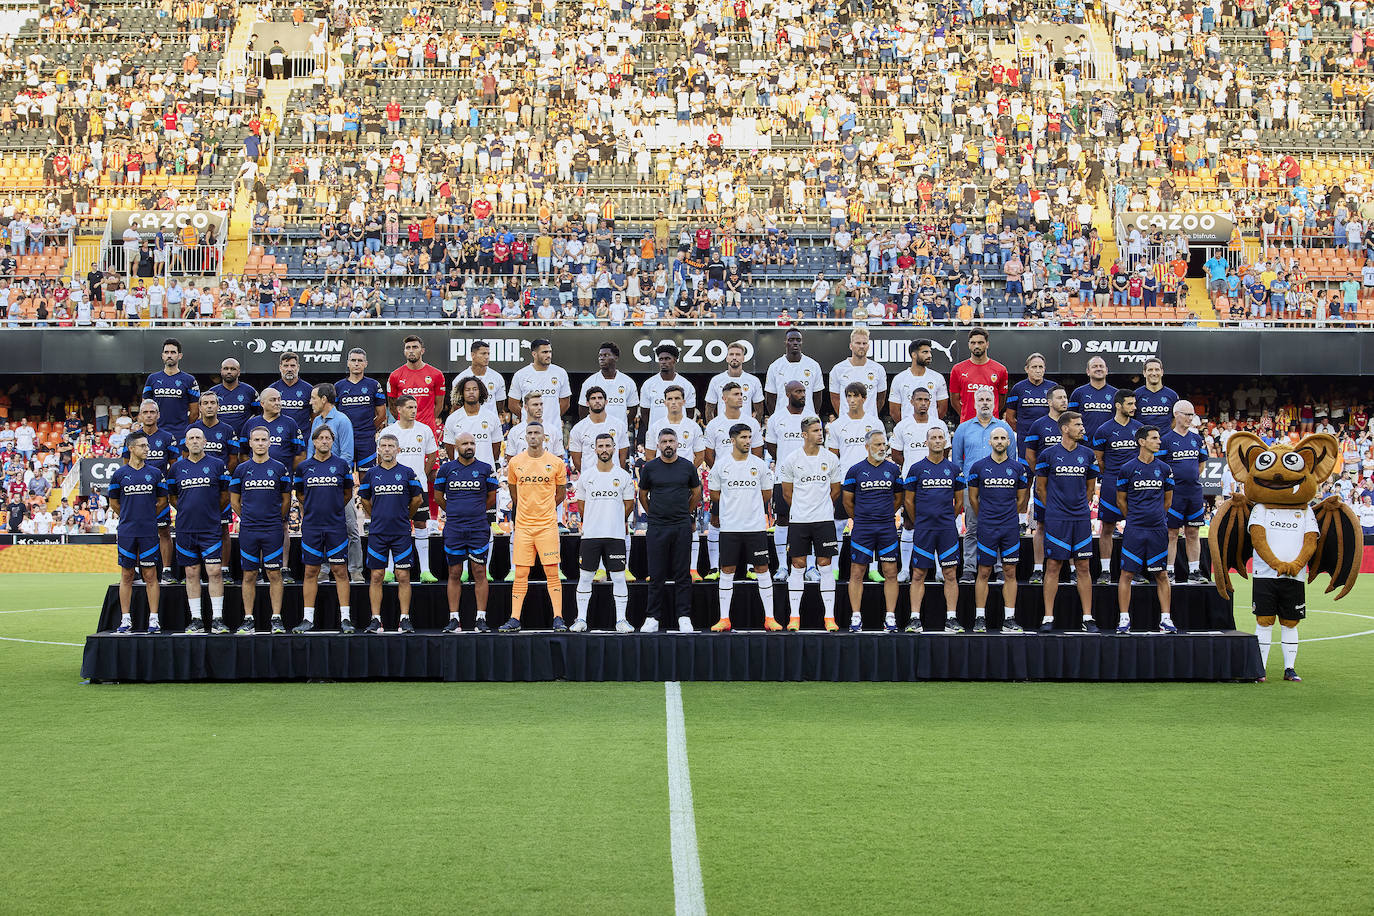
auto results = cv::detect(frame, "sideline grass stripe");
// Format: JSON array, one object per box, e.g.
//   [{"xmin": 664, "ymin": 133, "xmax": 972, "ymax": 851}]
[{"xmin": 666, "ymin": 681, "xmax": 706, "ymax": 916}]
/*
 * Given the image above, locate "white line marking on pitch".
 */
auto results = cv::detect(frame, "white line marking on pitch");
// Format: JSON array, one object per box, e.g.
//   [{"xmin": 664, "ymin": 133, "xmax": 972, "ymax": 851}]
[
  {"xmin": 1294, "ymin": 609, "xmax": 1374, "ymax": 643},
  {"xmin": 0, "ymin": 606, "xmax": 98, "ymax": 614},
  {"xmin": 665, "ymin": 681, "xmax": 707, "ymax": 916},
  {"xmin": 0, "ymin": 636, "xmax": 83, "ymax": 647}
]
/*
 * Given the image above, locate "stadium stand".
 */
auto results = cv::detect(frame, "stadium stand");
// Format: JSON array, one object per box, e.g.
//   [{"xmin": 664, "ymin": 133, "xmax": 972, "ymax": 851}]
[
  {"xmin": 0, "ymin": 3, "xmax": 1362, "ymax": 369},
  {"xmin": 0, "ymin": 0, "xmax": 1366, "ymax": 330}
]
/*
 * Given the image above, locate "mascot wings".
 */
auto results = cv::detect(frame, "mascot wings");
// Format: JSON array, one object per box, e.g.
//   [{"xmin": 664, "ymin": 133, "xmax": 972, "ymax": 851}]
[{"xmin": 1210, "ymin": 432, "xmax": 1361, "ymax": 601}]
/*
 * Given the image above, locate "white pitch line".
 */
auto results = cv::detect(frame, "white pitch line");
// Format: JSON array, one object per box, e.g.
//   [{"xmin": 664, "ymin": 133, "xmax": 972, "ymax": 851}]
[
  {"xmin": 665, "ymin": 681, "xmax": 707, "ymax": 916},
  {"xmin": 0, "ymin": 636, "xmax": 83, "ymax": 647},
  {"xmin": 0, "ymin": 606, "xmax": 99, "ymax": 614}
]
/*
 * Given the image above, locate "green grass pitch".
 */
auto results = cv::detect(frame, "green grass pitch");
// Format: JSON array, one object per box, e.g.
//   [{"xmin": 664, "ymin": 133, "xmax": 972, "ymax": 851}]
[{"xmin": 3, "ymin": 573, "xmax": 1373, "ymax": 914}]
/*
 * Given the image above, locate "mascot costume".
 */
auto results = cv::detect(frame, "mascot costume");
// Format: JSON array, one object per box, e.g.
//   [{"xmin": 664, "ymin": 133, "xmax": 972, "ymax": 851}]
[{"xmin": 1210, "ymin": 433, "xmax": 1360, "ymax": 681}]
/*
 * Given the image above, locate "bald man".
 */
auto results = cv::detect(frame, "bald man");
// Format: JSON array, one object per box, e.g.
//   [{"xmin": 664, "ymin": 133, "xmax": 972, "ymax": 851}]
[{"xmin": 1158, "ymin": 399, "xmax": 1209, "ymax": 582}]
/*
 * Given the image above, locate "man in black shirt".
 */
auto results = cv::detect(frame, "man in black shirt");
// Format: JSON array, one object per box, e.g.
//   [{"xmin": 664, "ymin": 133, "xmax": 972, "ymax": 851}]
[{"xmin": 637, "ymin": 428, "xmax": 703, "ymax": 633}]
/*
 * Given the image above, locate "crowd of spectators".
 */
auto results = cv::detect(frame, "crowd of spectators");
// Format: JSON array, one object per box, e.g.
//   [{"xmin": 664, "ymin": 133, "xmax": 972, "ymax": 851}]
[{"xmin": 0, "ymin": 0, "xmax": 1372, "ymax": 325}]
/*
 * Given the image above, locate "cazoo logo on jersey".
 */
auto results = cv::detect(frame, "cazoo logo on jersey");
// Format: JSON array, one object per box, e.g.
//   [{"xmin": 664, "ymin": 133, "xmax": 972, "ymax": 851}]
[
  {"xmin": 235, "ymin": 337, "xmax": 346, "ymax": 364},
  {"xmin": 632, "ymin": 338, "xmax": 754, "ymax": 364},
  {"xmin": 1060, "ymin": 337, "xmax": 1160, "ymax": 364}
]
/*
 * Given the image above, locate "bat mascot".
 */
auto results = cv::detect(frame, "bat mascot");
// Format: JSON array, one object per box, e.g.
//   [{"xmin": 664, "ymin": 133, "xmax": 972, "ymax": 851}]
[{"xmin": 1210, "ymin": 432, "xmax": 1360, "ymax": 681}]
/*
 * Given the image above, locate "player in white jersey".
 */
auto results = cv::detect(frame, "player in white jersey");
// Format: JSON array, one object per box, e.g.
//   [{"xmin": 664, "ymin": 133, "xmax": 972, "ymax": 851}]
[
  {"xmin": 568, "ymin": 385, "xmax": 630, "ymax": 472},
  {"xmin": 776, "ymin": 416, "xmax": 842, "ymax": 628},
  {"xmin": 571, "ymin": 433, "xmax": 636, "ymax": 633},
  {"xmin": 507, "ymin": 338, "xmax": 571, "ymax": 420},
  {"xmin": 827, "ymin": 327, "xmax": 887, "ymax": 419},
  {"xmin": 577, "ymin": 341, "xmax": 638, "ymax": 427},
  {"xmin": 889, "ymin": 385, "xmax": 944, "ymax": 582},
  {"xmin": 643, "ymin": 385, "xmax": 705, "ymax": 466},
  {"xmin": 827, "ymin": 380, "xmax": 882, "ymax": 567},
  {"xmin": 379, "ymin": 395, "xmax": 441, "ymax": 582},
  {"xmin": 827, "ymin": 382, "xmax": 881, "ymax": 470},
  {"xmin": 765, "ymin": 380, "xmax": 811, "ymax": 578},
  {"xmin": 707, "ymin": 423, "xmax": 776, "ymax": 632},
  {"xmin": 702, "ymin": 381, "xmax": 763, "ymax": 575},
  {"xmin": 639, "ymin": 343, "xmax": 698, "ymax": 435},
  {"xmin": 764, "ymin": 327, "xmax": 825, "ymax": 415},
  {"xmin": 888, "ymin": 338, "xmax": 950, "ymax": 422},
  {"xmin": 506, "ymin": 393, "xmax": 567, "ymax": 460},
  {"xmin": 443, "ymin": 376, "xmax": 503, "ymax": 467},
  {"xmin": 704, "ymin": 341, "xmax": 764, "ymax": 422},
  {"xmin": 459, "ymin": 340, "xmax": 507, "ymax": 408}
]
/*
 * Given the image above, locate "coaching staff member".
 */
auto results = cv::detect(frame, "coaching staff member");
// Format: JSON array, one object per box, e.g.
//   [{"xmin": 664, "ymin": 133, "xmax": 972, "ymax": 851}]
[{"xmin": 638, "ymin": 428, "xmax": 702, "ymax": 634}]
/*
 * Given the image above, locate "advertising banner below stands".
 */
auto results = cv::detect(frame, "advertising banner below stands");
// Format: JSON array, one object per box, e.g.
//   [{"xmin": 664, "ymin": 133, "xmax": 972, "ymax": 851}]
[
  {"xmin": 1120, "ymin": 212, "xmax": 1236, "ymax": 244},
  {"xmin": 79, "ymin": 458, "xmax": 123, "ymax": 494},
  {"xmin": 0, "ymin": 534, "xmax": 69, "ymax": 545},
  {"xmin": 0, "ymin": 328, "xmax": 1368, "ymax": 377}
]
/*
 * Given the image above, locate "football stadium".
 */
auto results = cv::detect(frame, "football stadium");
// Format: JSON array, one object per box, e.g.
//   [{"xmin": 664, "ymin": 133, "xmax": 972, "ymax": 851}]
[{"xmin": 4, "ymin": 0, "xmax": 1374, "ymax": 910}]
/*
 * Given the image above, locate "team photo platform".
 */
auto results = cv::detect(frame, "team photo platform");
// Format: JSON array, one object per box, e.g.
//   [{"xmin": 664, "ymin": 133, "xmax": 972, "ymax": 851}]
[{"xmin": 84, "ymin": 531, "xmax": 1258, "ymax": 681}]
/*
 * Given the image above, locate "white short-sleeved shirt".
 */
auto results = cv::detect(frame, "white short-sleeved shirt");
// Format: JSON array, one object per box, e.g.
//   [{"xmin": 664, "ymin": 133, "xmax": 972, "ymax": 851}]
[
  {"xmin": 1248, "ymin": 504, "xmax": 1318, "ymax": 579},
  {"xmin": 578, "ymin": 370, "xmax": 639, "ymax": 425},
  {"xmin": 890, "ymin": 418, "xmax": 940, "ymax": 464},
  {"xmin": 509, "ymin": 363, "xmax": 571, "ymax": 409},
  {"xmin": 459, "ymin": 366, "xmax": 507, "ymax": 406},
  {"xmin": 653, "ymin": 417, "xmax": 707, "ymax": 458},
  {"xmin": 765, "ymin": 354, "xmax": 824, "ymax": 397},
  {"xmin": 703, "ymin": 413, "xmax": 762, "ymax": 460},
  {"xmin": 889, "ymin": 368, "xmax": 949, "ymax": 418},
  {"xmin": 379, "ymin": 421, "xmax": 439, "ymax": 491},
  {"xmin": 506, "ymin": 420, "xmax": 566, "ymax": 459},
  {"xmin": 705, "ymin": 370, "xmax": 764, "ymax": 410},
  {"xmin": 441, "ymin": 406, "xmax": 502, "ymax": 468},
  {"xmin": 568, "ymin": 415, "xmax": 630, "ymax": 459},
  {"xmin": 777, "ymin": 447, "xmax": 842, "ymax": 523},
  {"xmin": 826, "ymin": 413, "xmax": 881, "ymax": 470},
  {"xmin": 575, "ymin": 464, "xmax": 635, "ymax": 539},
  {"xmin": 710, "ymin": 453, "xmax": 773, "ymax": 532},
  {"xmin": 764, "ymin": 409, "xmax": 808, "ymax": 463},
  {"xmin": 640, "ymin": 373, "xmax": 697, "ymax": 431},
  {"xmin": 828, "ymin": 358, "xmax": 887, "ymax": 418}
]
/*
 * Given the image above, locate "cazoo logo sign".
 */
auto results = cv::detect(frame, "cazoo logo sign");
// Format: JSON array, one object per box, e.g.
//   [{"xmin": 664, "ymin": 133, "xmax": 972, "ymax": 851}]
[
  {"xmin": 1121, "ymin": 211, "xmax": 1233, "ymax": 243},
  {"xmin": 1061, "ymin": 337, "xmax": 1161, "ymax": 365},
  {"xmin": 119, "ymin": 210, "xmax": 227, "ymax": 233},
  {"xmin": 632, "ymin": 338, "xmax": 755, "ymax": 364}
]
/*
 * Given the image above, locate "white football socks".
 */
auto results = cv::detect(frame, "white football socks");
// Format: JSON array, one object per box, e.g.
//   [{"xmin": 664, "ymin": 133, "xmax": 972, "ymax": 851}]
[
  {"xmin": 188, "ymin": 596, "xmax": 202, "ymax": 619},
  {"xmin": 303, "ymin": 605, "xmax": 314, "ymax": 623},
  {"xmin": 211, "ymin": 595, "xmax": 223, "ymax": 616},
  {"xmin": 818, "ymin": 570, "xmax": 836, "ymax": 618},
  {"xmin": 414, "ymin": 534, "xmax": 431, "ymax": 576},
  {"xmin": 718, "ymin": 571, "xmax": 734, "ymax": 621},
  {"xmin": 576, "ymin": 569, "xmax": 595, "ymax": 622},
  {"xmin": 757, "ymin": 575, "xmax": 774, "ymax": 620},
  {"xmin": 788, "ymin": 567, "xmax": 805, "ymax": 621},
  {"xmin": 1281, "ymin": 625, "xmax": 1299, "ymax": 669},
  {"xmin": 707, "ymin": 525, "xmax": 720, "ymax": 571},
  {"xmin": 610, "ymin": 570, "xmax": 628, "ymax": 622},
  {"xmin": 1255, "ymin": 624, "xmax": 1273, "ymax": 667}
]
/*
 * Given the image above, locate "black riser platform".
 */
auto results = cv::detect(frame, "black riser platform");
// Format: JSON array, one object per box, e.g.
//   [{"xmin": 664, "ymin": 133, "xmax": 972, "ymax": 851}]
[{"xmin": 81, "ymin": 631, "xmax": 1263, "ymax": 683}]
